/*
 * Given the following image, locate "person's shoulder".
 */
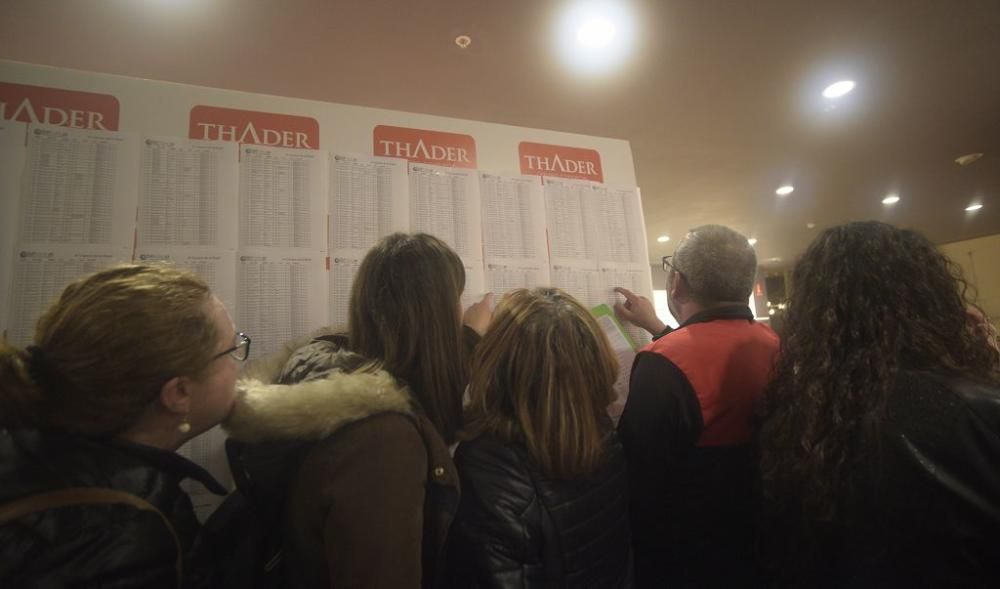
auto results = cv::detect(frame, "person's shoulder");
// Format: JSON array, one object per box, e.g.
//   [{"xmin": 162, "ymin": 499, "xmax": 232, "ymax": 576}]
[
  {"xmin": 455, "ymin": 435, "xmax": 535, "ymax": 512},
  {"xmin": 752, "ymin": 320, "xmax": 781, "ymax": 344},
  {"xmin": 0, "ymin": 494, "xmax": 177, "ymax": 582},
  {"xmin": 323, "ymin": 411, "xmax": 422, "ymax": 450},
  {"xmin": 916, "ymin": 371, "xmax": 1000, "ymax": 426},
  {"xmin": 456, "ymin": 435, "xmax": 529, "ymax": 478}
]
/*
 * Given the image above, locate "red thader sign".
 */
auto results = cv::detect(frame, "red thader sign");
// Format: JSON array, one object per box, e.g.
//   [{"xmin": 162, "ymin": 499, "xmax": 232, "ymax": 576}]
[
  {"xmin": 0, "ymin": 82, "xmax": 120, "ymax": 131},
  {"xmin": 189, "ymin": 105, "xmax": 320, "ymax": 149},
  {"xmin": 519, "ymin": 142, "xmax": 604, "ymax": 182}
]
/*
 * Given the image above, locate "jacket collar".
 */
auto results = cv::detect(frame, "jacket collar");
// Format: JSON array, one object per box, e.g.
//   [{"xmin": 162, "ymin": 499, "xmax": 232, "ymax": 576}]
[
  {"xmin": 679, "ymin": 304, "xmax": 755, "ymax": 330},
  {"xmin": 224, "ymin": 332, "xmax": 413, "ymax": 444},
  {"xmin": 114, "ymin": 437, "xmax": 228, "ymax": 494},
  {"xmin": 0, "ymin": 428, "xmax": 227, "ymax": 496}
]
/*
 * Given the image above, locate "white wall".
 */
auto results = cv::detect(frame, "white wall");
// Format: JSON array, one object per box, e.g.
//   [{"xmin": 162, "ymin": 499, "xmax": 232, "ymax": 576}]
[{"xmin": 940, "ymin": 233, "xmax": 1000, "ymax": 324}]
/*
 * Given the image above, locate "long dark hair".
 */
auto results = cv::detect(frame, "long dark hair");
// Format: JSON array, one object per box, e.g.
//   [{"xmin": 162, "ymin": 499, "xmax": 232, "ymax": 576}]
[
  {"xmin": 348, "ymin": 233, "xmax": 467, "ymax": 443},
  {"xmin": 758, "ymin": 222, "xmax": 998, "ymax": 555}
]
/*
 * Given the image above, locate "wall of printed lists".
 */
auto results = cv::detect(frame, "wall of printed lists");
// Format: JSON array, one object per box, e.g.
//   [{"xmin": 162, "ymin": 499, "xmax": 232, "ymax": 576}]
[{"xmin": 0, "ymin": 59, "xmax": 653, "ymax": 518}]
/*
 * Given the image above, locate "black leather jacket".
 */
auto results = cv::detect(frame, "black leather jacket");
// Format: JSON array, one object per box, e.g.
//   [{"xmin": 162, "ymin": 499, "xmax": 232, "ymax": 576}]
[
  {"xmin": 0, "ymin": 428, "xmax": 226, "ymax": 588},
  {"xmin": 765, "ymin": 370, "xmax": 1000, "ymax": 587},
  {"xmin": 448, "ymin": 433, "xmax": 633, "ymax": 588}
]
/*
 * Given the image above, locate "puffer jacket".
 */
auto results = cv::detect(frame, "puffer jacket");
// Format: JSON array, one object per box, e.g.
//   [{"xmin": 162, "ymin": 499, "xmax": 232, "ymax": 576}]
[
  {"xmin": 222, "ymin": 333, "xmax": 461, "ymax": 589},
  {"xmin": 448, "ymin": 432, "xmax": 633, "ymax": 588},
  {"xmin": 0, "ymin": 427, "xmax": 226, "ymax": 588}
]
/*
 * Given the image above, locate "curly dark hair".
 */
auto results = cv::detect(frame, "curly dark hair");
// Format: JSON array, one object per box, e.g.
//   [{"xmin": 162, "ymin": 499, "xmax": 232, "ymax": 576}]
[{"xmin": 758, "ymin": 221, "xmax": 998, "ymax": 566}]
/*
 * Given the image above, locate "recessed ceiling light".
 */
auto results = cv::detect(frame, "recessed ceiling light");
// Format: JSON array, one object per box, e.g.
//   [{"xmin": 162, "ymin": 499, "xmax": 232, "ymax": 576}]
[
  {"xmin": 882, "ymin": 194, "xmax": 901, "ymax": 205},
  {"xmin": 807, "ymin": 222, "xmax": 816, "ymax": 229},
  {"xmin": 657, "ymin": 235, "xmax": 670, "ymax": 243},
  {"xmin": 748, "ymin": 238, "xmax": 758, "ymax": 246},
  {"xmin": 823, "ymin": 80, "xmax": 856, "ymax": 99},
  {"xmin": 454, "ymin": 35, "xmax": 472, "ymax": 49},
  {"xmin": 965, "ymin": 204, "xmax": 983, "ymax": 212},
  {"xmin": 776, "ymin": 185, "xmax": 795, "ymax": 196}
]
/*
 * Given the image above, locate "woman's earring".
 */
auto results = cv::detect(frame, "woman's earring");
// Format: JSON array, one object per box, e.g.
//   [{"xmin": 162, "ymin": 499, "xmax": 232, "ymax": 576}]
[{"xmin": 178, "ymin": 417, "xmax": 192, "ymax": 434}]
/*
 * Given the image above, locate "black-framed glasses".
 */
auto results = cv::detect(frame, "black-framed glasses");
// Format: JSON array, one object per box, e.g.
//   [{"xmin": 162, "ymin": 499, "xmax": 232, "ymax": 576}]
[
  {"xmin": 212, "ymin": 332, "xmax": 251, "ymax": 362},
  {"xmin": 662, "ymin": 255, "xmax": 681, "ymax": 275}
]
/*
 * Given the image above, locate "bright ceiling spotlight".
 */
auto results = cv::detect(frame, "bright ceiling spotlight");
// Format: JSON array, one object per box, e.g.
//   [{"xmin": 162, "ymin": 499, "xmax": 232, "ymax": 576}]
[
  {"xmin": 748, "ymin": 238, "xmax": 758, "ymax": 246},
  {"xmin": 556, "ymin": 1, "xmax": 636, "ymax": 76},
  {"xmin": 823, "ymin": 80, "xmax": 856, "ymax": 98},
  {"xmin": 577, "ymin": 17, "xmax": 616, "ymax": 48},
  {"xmin": 656, "ymin": 235, "xmax": 670, "ymax": 243},
  {"xmin": 965, "ymin": 203, "xmax": 983, "ymax": 212},
  {"xmin": 882, "ymin": 194, "xmax": 901, "ymax": 205},
  {"xmin": 776, "ymin": 185, "xmax": 795, "ymax": 196}
]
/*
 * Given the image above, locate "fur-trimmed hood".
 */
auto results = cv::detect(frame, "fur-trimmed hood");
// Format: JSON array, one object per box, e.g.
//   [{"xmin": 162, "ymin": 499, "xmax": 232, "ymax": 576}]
[{"xmin": 223, "ymin": 331, "xmax": 413, "ymax": 444}]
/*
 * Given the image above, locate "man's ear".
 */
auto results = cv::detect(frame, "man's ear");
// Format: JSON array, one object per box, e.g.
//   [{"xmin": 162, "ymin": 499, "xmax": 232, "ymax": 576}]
[
  {"xmin": 670, "ymin": 272, "xmax": 691, "ymax": 305},
  {"xmin": 159, "ymin": 376, "xmax": 192, "ymax": 417}
]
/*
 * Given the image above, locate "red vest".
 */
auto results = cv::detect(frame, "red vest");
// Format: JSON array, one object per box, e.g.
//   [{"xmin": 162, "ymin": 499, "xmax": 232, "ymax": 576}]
[{"xmin": 643, "ymin": 319, "xmax": 779, "ymax": 447}]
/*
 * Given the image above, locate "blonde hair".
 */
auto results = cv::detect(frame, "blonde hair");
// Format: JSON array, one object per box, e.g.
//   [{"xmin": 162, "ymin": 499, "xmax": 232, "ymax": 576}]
[
  {"xmin": 348, "ymin": 233, "xmax": 468, "ymax": 443},
  {"xmin": 0, "ymin": 264, "xmax": 219, "ymax": 436},
  {"xmin": 463, "ymin": 288, "xmax": 619, "ymax": 479}
]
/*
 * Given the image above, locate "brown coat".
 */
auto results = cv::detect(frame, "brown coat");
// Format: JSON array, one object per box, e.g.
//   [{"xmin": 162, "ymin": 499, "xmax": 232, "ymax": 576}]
[{"xmin": 224, "ymin": 335, "xmax": 460, "ymax": 589}]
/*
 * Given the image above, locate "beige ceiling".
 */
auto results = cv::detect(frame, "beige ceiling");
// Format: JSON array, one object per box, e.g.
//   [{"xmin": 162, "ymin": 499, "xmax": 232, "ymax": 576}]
[{"xmin": 2, "ymin": 0, "xmax": 998, "ymax": 268}]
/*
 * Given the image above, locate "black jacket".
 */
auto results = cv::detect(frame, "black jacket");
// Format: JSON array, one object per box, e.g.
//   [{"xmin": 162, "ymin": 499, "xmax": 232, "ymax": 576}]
[
  {"xmin": 618, "ymin": 306, "xmax": 778, "ymax": 587},
  {"xmin": 763, "ymin": 370, "xmax": 1000, "ymax": 587},
  {"xmin": 0, "ymin": 428, "xmax": 226, "ymax": 588},
  {"xmin": 448, "ymin": 433, "xmax": 633, "ymax": 588}
]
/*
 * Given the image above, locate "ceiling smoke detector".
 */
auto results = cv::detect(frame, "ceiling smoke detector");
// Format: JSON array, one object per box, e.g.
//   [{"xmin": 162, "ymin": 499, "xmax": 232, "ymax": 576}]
[
  {"xmin": 455, "ymin": 35, "xmax": 472, "ymax": 49},
  {"xmin": 954, "ymin": 153, "xmax": 984, "ymax": 167}
]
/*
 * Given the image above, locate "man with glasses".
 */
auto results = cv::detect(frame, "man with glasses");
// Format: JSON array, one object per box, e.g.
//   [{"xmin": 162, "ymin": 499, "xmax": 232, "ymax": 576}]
[{"xmin": 613, "ymin": 224, "xmax": 779, "ymax": 588}]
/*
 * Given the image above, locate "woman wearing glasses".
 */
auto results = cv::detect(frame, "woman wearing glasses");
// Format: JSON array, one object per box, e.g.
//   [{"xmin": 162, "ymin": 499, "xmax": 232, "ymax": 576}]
[
  {"xmin": 0, "ymin": 264, "xmax": 247, "ymax": 588},
  {"xmin": 224, "ymin": 232, "xmax": 491, "ymax": 588}
]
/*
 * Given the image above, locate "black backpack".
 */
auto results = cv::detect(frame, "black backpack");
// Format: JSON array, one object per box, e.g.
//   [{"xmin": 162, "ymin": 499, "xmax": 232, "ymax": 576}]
[{"xmin": 194, "ymin": 439, "xmax": 311, "ymax": 589}]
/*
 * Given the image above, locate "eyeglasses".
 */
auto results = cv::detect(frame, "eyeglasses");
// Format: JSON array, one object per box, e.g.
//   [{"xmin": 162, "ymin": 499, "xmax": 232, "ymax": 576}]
[
  {"xmin": 212, "ymin": 332, "xmax": 251, "ymax": 362},
  {"xmin": 662, "ymin": 255, "xmax": 682, "ymax": 275}
]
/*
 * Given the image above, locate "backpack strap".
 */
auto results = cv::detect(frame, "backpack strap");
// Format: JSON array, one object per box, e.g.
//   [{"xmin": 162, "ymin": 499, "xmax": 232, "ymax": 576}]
[{"xmin": 0, "ymin": 487, "xmax": 183, "ymax": 589}]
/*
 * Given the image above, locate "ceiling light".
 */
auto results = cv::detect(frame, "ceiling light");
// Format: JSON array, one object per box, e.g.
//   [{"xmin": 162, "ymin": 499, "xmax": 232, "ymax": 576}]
[
  {"xmin": 955, "ymin": 153, "xmax": 984, "ymax": 167},
  {"xmin": 576, "ymin": 17, "xmax": 616, "ymax": 48},
  {"xmin": 748, "ymin": 238, "xmax": 758, "ymax": 246},
  {"xmin": 965, "ymin": 204, "xmax": 983, "ymax": 212},
  {"xmin": 823, "ymin": 80, "xmax": 856, "ymax": 99},
  {"xmin": 657, "ymin": 235, "xmax": 670, "ymax": 243},
  {"xmin": 556, "ymin": 1, "xmax": 635, "ymax": 76},
  {"xmin": 776, "ymin": 185, "xmax": 795, "ymax": 196},
  {"xmin": 806, "ymin": 222, "xmax": 816, "ymax": 229},
  {"xmin": 454, "ymin": 35, "xmax": 472, "ymax": 49},
  {"xmin": 882, "ymin": 194, "xmax": 900, "ymax": 205}
]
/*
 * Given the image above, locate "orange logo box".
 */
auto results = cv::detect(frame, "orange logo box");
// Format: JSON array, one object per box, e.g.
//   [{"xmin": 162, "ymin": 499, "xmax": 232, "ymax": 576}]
[
  {"xmin": 189, "ymin": 106, "xmax": 319, "ymax": 149},
  {"xmin": 373, "ymin": 125, "xmax": 477, "ymax": 168},
  {"xmin": 0, "ymin": 82, "xmax": 120, "ymax": 131},
  {"xmin": 519, "ymin": 142, "xmax": 603, "ymax": 182}
]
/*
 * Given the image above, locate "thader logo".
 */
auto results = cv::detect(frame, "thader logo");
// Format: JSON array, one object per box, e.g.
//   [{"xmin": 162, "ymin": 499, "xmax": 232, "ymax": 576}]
[
  {"xmin": 519, "ymin": 142, "xmax": 603, "ymax": 182},
  {"xmin": 189, "ymin": 106, "xmax": 319, "ymax": 149},
  {"xmin": 0, "ymin": 82, "xmax": 119, "ymax": 130},
  {"xmin": 373, "ymin": 125, "xmax": 477, "ymax": 168}
]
